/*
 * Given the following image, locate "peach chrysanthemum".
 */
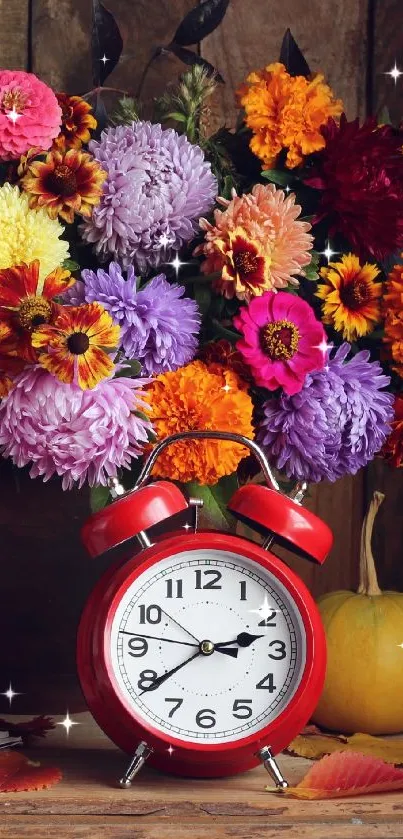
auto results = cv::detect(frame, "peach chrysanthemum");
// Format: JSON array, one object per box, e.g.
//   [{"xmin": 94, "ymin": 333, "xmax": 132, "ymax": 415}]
[
  {"xmin": 195, "ymin": 183, "xmax": 313, "ymax": 300},
  {"xmin": 237, "ymin": 62, "xmax": 343, "ymax": 169},
  {"xmin": 146, "ymin": 360, "xmax": 254, "ymax": 484}
]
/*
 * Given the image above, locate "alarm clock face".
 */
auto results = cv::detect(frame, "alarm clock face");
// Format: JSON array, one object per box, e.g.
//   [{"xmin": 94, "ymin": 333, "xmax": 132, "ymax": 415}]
[{"xmin": 109, "ymin": 548, "xmax": 306, "ymax": 745}]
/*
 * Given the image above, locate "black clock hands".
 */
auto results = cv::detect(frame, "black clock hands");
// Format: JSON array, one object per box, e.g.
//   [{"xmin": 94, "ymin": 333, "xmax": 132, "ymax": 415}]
[
  {"xmin": 140, "ymin": 650, "xmax": 201, "ymax": 694},
  {"xmin": 160, "ymin": 607, "xmax": 200, "ymax": 644},
  {"xmin": 215, "ymin": 632, "xmax": 264, "ymax": 652},
  {"xmin": 119, "ymin": 630, "xmax": 198, "ymax": 648}
]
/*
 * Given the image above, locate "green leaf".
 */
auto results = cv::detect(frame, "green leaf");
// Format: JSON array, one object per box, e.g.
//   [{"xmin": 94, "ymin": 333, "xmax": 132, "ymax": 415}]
[
  {"xmin": 115, "ymin": 359, "xmax": 142, "ymax": 377},
  {"xmin": 261, "ymin": 169, "xmax": 295, "ymax": 187},
  {"xmin": 377, "ymin": 105, "xmax": 392, "ymax": 126},
  {"xmin": 90, "ymin": 484, "xmax": 111, "ymax": 513},
  {"xmin": 164, "ymin": 111, "xmax": 188, "ymax": 124},
  {"xmin": 185, "ymin": 473, "xmax": 238, "ymax": 530},
  {"xmin": 63, "ymin": 258, "xmax": 80, "ymax": 271},
  {"xmin": 194, "ymin": 284, "xmax": 211, "ymax": 316},
  {"xmin": 211, "ymin": 318, "xmax": 241, "ymax": 343},
  {"xmin": 302, "ymin": 250, "xmax": 320, "ymax": 281}
]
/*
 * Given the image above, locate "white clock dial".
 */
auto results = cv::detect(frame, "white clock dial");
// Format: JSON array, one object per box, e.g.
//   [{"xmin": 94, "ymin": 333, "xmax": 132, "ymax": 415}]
[{"xmin": 110, "ymin": 549, "xmax": 306, "ymax": 744}]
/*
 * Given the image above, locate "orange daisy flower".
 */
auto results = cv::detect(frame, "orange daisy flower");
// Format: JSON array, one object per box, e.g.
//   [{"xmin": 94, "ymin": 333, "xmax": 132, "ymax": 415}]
[
  {"xmin": 0, "ymin": 260, "xmax": 74, "ymax": 361},
  {"xmin": 146, "ymin": 360, "xmax": 254, "ymax": 485},
  {"xmin": 54, "ymin": 93, "xmax": 97, "ymax": 151},
  {"xmin": 316, "ymin": 253, "xmax": 382, "ymax": 341},
  {"xmin": 383, "ymin": 311, "xmax": 403, "ymax": 377},
  {"xmin": 21, "ymin": 148, "xmax": 106, "ymax": 224},
  {"xmin": 31, "ymin": 302, "xmax": 120, "ymax": 390},
  {"xmin": 238, "ymin": 62, "xmax": 343, "ymax": 169}
]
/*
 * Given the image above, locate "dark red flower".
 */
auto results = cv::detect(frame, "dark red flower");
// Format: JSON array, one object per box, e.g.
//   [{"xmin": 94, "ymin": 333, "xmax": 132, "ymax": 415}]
[
  {"xmin": 199, "ymin": 338, "xmax": 253, "ymax": 383},
  {"xmin": 305, "ymin": 115, "xmax": 403, "ymax": 261},
  {"xmin": 381, "ymin": 395, "xmax": 403, "ymax": 468}
]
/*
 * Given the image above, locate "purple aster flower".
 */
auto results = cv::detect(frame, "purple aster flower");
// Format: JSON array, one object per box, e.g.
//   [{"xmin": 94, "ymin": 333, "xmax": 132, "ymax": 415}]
[
  {"xmin": 79, "ymin": 262, "xmax": 201, "ymax": 375},
  {"xmin": 257, "ymin": 343, "xmax": 394, "ymax": 482},
  {"xmin": 80, "ymin": 121, "xmax": 218, "ymax": 271},
  {"xmin": 0, "ymin": 367, "xmax": 152, "ymax": 489}
]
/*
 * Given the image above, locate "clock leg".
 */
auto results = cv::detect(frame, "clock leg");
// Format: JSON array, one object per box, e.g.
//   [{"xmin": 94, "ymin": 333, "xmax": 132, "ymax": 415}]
[
  {"xmin": 257, "ymin": 746, "xmax": 289, "ymax": 788},
  {"xmin": 118, "ymin": 741, "xmax": 153, "ymax": 787}
]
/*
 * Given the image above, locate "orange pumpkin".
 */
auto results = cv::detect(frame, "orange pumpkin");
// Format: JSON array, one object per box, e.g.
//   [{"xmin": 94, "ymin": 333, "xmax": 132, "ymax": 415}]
[{"xmin": 313, "ymin": 492, "xmax": 403, "ymax": 735}]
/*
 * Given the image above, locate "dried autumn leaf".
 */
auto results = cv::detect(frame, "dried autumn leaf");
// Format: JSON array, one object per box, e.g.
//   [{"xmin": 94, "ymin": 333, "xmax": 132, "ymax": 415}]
[
  {"xmin": 0, "ymin": 716, "xmax": 55, "ymax": 741},
  {"xmin": 0, "ymin": 750, "xmax": 62, "ymax": 792},
  {"xmin": 267, "ymin": 751, "xmax": 403, "ymax": 800},
  {"xmin": 287, "ymin": 730, "xmax": 403, "ymax": 766}
]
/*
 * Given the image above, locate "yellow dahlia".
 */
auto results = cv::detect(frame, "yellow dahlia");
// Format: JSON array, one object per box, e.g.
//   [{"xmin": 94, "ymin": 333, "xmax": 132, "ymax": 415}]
[
  {"xmin": 32, "ymin": 302, "xmax": 120, "ymax": 390},
  {"xmin": 238, "ymin": 62, "xmax": 343, "ymax": 169},
  {"xmin": 316, "ymin": 254, "xmax": 382, "ymax": 341},
  {"xmin": 21, "ymin": 148, "xmax": 106, "ymax": 224},
  {"xmin": 146, "ymin": 360, "xmax": 254, "ymax": 484},
  {"xmin": 195, "ymin": 183, "xmax": 312, "ymax": 300},
  {"xmin": 0, "ymin": 184, "xmax": 69, "ymax": 281}
]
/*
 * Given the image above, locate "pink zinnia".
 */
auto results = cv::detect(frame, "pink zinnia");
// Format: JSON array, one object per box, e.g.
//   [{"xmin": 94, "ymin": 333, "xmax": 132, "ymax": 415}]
[
  {"xmin": 195, "ymin": 184, "xmax": 313, "ymax": 301},
  {"xmin": 234, "ymin": 291, "xmax": 326, "ymax": 395},
  {"xmin": 0, "ymin": 71, "xmax": 61, "ymax": 160},
  {"xmin": 0, "ymin": 367, "xmax": 152, "ymax": 489}
]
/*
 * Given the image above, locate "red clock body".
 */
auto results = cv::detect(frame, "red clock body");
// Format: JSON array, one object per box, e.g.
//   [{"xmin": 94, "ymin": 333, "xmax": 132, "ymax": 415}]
[{"xmin": 77, "ymin": 530, "xmax": 326, "ymax": 778}]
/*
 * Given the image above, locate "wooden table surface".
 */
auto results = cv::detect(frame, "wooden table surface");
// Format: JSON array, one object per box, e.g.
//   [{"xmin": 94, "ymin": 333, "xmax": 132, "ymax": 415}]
[{"xmin": 1, "ymin": 713, "xmax": 403, "ymax": 838}]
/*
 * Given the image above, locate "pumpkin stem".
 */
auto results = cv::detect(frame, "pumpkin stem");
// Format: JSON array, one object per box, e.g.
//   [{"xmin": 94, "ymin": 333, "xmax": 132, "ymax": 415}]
[{"xmin": 358, "ymin": 491, "xmax": 384, "ymax": 596}]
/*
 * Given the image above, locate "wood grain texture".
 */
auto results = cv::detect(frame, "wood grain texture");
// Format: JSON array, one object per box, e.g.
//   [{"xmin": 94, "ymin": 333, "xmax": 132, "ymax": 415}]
[
  {"xmin": 364, "ymin": 461, "xmax": 403, "ymax": 591},
  {"xmin": 373, "ymin": 0, "xmax": 403, "ymax": 122},
  {"xmin": 32, "ymin": 0, "xmax": 196, "ymax": 102},
  {"xmin": 200, "ymin": 0, "xmax": 369, "ymax": 134},
  {"xmin": 0, "ymin": 716, "xmax": 402, "ymax": 837},
  {"xmin": 0, "ymin": 0, "xmax": 29, "ymax": 70}
]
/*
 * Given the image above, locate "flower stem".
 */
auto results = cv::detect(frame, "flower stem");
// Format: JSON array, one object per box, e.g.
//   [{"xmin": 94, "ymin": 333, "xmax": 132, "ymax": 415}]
[
  {"xmin": 357, "ymin": 490, "xmax": 384, "ymax": 596},
  {"xmin": 136, "ymin": 47, "xmax": 164, "ymax": 100}
]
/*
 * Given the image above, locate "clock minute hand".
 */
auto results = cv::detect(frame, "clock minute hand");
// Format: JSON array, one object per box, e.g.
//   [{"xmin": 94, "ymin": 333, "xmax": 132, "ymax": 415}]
[{"xmin": 140, "ymin": 650, "xmax": 201, "ymax": 694}]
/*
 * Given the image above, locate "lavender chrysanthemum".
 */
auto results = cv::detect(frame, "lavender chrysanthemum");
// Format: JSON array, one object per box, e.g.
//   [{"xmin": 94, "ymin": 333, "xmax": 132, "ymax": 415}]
[
  {"xmin": 80, "ymin": 121, "xmax": 217, "ymax": 271},
  {"xmin": 258, "ymin": 343, "xmax": 394, "ymax": 482},
  {"xmin": 77, "ymin": 263, "xmax": 201, "ymax": 375},
  {"xmin": 0, "ymin": 367, "xmax": 152, "ymax": 489}
]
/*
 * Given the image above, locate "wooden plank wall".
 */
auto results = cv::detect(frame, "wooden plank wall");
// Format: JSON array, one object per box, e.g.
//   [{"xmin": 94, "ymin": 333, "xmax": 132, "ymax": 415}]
[{"xmin": 0, "ymin": 0, "xmax": 402, "ymax": 707}]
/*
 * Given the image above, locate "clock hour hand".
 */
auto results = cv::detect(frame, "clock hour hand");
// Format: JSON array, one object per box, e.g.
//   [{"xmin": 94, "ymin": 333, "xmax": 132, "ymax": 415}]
[
  {"xmin": 140, "ymin": 650, "xmax": 201, "ymax": 694},
  {"xmin": 215, "ymin": 632, "xmax": 264, "ymax": 651}
]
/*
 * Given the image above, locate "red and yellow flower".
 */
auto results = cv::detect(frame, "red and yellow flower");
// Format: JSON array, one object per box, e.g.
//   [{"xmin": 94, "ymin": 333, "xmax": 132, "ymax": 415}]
[
  {"xmin": 32, "ymin": 302, "xmax": 120, "ymax": 390},
  {"xmin": 54, "ymin": 93, "xmax": 97, "ymax": 151},
  {"xmin": 21, "ymin": 148, "xmax": 106, "ymax": 224},
  {"xmin": 0, "ymin": 260, "xmax": 74, "ymax": 361},
  {"xmin": 381, "ymin": 395, "xmax": 403, "ymax": 467},
  {"xmin": 316, "ymin": 253, "xmax": 382, "ymax": 342},
  {"xmin": 214, "ymin": 227, "xmax": 272, "ymax": 301}
]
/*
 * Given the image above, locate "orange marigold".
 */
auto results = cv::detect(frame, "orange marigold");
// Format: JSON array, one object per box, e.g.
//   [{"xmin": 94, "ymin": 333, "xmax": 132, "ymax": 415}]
[
  {"xmin": 147, "ymin": 360, "xmax": 254, "ymax": 484},
  {"xmin": 54, "ymin": 93, "xmax": 97, "ymax": 151},
  {"xmin": 21, "ymin": 148, "xmax": 106, "ymax": 224},
  {"xmin": 384, "ymin": 261, "xmax": 403, "ymax": 314},
  {"xmin": 238, "ymin": 62, "xmax": 343, "ymax": 169}
]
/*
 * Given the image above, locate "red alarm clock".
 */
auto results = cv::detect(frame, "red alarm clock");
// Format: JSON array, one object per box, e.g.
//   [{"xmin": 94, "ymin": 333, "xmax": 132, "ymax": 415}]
[{"xmin": 77, "ymin": 431, "xmax": 332, "ymax": 787}]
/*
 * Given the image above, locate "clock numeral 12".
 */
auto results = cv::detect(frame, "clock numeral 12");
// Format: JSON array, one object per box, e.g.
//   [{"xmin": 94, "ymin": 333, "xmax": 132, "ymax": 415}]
[
  {"xmin": 166, "ymin": 579, "xmax": 183, "ymax": 599},
  {"xmin": 195, "ymin": 570, "xmax": 222, "ymax": 590}
]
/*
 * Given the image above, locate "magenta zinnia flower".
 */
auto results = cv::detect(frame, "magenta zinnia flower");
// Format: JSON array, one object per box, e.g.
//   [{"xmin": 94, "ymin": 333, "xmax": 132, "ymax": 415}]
[
  {"xmin": 80, "ymin": 121, "xmax": 217, "ymax": 271},
  {"xmin": 234, "ymin": 291, "xmax": 326, "ymax": 395},
  {"xmin": 305, "ymin": 115, "xmax": 403, "ymax": 261},
  {"xmin": 0, "ymin": 71, "xmax": 61, "ymax": 160},
  {"xmin": 0, "ymin": 367, "xmax": 152, "ymax": 489}
]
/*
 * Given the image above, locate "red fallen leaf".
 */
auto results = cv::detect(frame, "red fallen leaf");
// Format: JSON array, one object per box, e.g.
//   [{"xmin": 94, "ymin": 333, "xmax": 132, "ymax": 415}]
[
  {"xmin": 0, "ymin": 750, "xmax": 62, "ymax": 792},
  {"xmin": 267, "ymin": 751, "xmax": 403, "ymax": 800},
  {"xmin": 0, "ymin": 716, "xmax": 55, "ymax": 740}
]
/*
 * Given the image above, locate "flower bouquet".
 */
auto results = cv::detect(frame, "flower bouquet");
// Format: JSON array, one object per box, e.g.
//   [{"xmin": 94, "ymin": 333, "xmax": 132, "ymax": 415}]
[{"xmin": 0, "ymin": 0, "xmax": 401, "ymax": 520}]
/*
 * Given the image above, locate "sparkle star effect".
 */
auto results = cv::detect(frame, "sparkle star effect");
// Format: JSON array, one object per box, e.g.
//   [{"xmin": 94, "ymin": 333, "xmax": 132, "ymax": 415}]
[
  {"xmin": 167, "ymin": 745, "xmax": 175, "ymax": 756},
  {"xmin": 6, "ymin": 107, "xmax": 21, "ymax": 125},
  {"xmin": 100, "ymin": 54, "xmax": 109, "ymax": 66},
  {"xmin": 398, "ymin": 642, "xmax": 403, "ymax": 649},
  {"xmin": 222, "ymin": 383, "xmax": 231, "ymax": 393},
  {"xmin": 57, "ymin": 711, "xmax": 80, "ymax": 736},
  {"xmin": 1, "ymin": 683, "xmax": 22, "ymax": 705},
  {"xmin": 284, "ymin": 185, "xmax": 292, "ymax": 194},
  {"xmin": 320, "ymin": 241, "xmax": 338, "ymax": 263},
  {"xmin": 385, "ymin": 62, "xmax": 403, "ymax": 84},
  {"xmin": 182, "ymin": 522, "xmax": 192, "ymax": 531},
  {"xmin": 168, "ymin": 252, "xmax": 188, "ymax": 278},
  {"xmin": 249, "ymin": 594, "xmax": 281, "ymax": 622},
  {"xmin": 158, "ymin": 233, "xmax": 174, "ymax": 249}
]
